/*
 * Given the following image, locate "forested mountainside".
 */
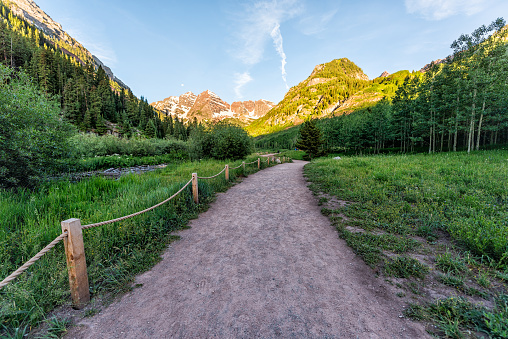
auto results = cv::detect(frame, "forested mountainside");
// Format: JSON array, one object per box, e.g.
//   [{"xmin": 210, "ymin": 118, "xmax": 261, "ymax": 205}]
[
  {"xmin": 255, "ymin": 20, "xmax": 508, "ymax": 154},
  {"xmin": 0, "ymin": 0, "xmax": 175, "ymax": 139},
  {"xmin": 246, "ymin": 58, "xmax": 412, "ymax": 136},
  {"xmin": 5, "ymin": 0, "xmax": 128, "ymax": 88}
]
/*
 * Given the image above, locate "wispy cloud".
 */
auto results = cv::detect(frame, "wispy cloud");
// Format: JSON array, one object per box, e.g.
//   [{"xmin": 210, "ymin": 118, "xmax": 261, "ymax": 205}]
[
  {"xmin": 270, "ymin": 24, "xmax": 289, "ymax": 89},
  {"xmin": 232, "ymin": 0, "xmax": 302, "ymax": 88},
  {"xmin": 405, "ymin": 0, "xmax": 486, "ymax": 20},
  {"xmin": 234, "ymin": 72, "xmax": 253, "ymax": 99},
  {"xmin": 299, "ymin": 9, "xmax": 338, "ymax": 35}
]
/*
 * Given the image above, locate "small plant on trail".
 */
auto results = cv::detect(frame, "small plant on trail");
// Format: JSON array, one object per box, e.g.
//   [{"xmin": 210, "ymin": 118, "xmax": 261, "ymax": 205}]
[
  {"xmin": 435, "ymin": 252, "xmax": 468, "ymax": 274},
  {"xmin": 384, "ymin": 256, "xmax": 428, "ymax": 279}
]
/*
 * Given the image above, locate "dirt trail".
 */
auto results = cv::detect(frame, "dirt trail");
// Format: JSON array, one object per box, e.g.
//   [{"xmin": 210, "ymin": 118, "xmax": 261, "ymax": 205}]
[{"xmin": 66, "ymin": 161, "xmax": 429, "ymax": 338}]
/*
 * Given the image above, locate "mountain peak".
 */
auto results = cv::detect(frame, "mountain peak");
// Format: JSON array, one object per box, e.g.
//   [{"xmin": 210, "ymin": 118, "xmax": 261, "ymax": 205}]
[
  {"xmin": 378, "ymin": 71, "xmax": 390, "ymax": 78},
  {"xmin": 151, "ymin": 91, "xmax": 274, "ymax": 123},
  {"xmin": 309, "ymin": 58, "xmax": 369, "ymax": 82}
]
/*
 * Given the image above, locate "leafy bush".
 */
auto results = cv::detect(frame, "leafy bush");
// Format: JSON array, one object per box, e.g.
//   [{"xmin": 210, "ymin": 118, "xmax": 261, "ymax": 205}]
[
  {"xmin": 192, "ymin": 122, "xmax": 252, "ymax": 160},
  {"xmin": 0, "ymin": 65, "xmax": 75, "ymax": 188}
]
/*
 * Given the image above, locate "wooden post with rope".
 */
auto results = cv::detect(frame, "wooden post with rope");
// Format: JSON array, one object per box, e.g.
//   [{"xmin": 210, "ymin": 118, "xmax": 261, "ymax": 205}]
[
  {"xmin": 192, "ymin": 173, "xmax": 199, "ymax": 204},
  {"xmin": 258, "ymin": 158, "xmax": 260, "ymax": 169},
  {"xmin": 225, "ymin": 164, "xmax": 229, "ymax": 181},
  {"xmin": 61, "ymin": 218, "xmax": 89, "ymax": 309},
  {"xmin": 242, "ymin": 161, "xmax": 245, "ymax": 171},
  {"xmin": 268, "ymin": 157, "xmax": 270, "ymax": 165}
]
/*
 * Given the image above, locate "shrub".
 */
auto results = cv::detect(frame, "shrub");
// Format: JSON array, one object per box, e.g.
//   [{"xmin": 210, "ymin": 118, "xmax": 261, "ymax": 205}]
[
  {"xmin": 192, "ymin": 122, "xmax": 252, "ymax": 160},
  {"xmin": 0, "ymin": 65, "xmax": 75, "ymax": 188}
]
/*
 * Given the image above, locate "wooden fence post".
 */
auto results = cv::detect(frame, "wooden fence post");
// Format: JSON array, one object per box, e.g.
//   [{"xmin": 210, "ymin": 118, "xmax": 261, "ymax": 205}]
[
  {"xmin": 268, "ymin": 157, "xmax": 270, "ymax": 165},
  {"xmin": 225, "ymin": 164, "xmax": 229, "ymax": 181},
  {"xmin": 258, "ymin": 158, "xmax": 260, "ymax": 169},
  {"xmin": 61, "ymin": 218, "xmax": 90, "ymax": 309},
  {"xmin": 242, "ymin": 161, "xmax": 245, "ymax": 171},
  {"xmin": 192, "ymin": 173, "xmax": 199, "ymax": 204}
]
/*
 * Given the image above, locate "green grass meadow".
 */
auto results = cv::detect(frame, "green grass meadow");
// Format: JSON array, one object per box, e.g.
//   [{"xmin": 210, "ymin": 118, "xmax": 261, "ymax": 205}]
[
  {"xmin": 305, "ymin": 150, "xmax": 508, "ymax": 337},
  {"xmin": 0, "ymin": 155, "xmax": 270, "ymax": 337},
  {"xmin": 306, "ymin": 151, "xmax": 508, "ymax": 263}
]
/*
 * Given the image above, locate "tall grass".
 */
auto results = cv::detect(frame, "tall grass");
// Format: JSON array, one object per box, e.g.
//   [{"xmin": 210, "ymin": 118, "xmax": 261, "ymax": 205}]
[
  {"xmin": 305, "ymin": 150, "xmax": 508, "ymax": 263},
  {"xmin": 0, "ymin": 155, "xmax": 271, "ymax": 336},
  {"xmin": 69, "ymin": 134, "xmax": 189, "ymax": 158}
]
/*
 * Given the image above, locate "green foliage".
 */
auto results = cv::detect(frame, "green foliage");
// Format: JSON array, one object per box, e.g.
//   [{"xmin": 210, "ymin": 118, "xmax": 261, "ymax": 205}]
[
  {"xmin": 253, "ymin": 20, "xmax": 508, "ymax": 154},
  {"xmin": 254, "ymin": 126, "xmax": 299, "ymax": 150},
  {"xmin": 305, "ymin": 151, "xmax": 508, "ymax": 264},
  {"xmin": 0, "ymin": 64, "xmax": 75, "ymax": 188},
  {"xmin": 192, "ymin": 122, "xmax": 252, "ymax": 160},
  {"xmin": 405, "ymin": 295, "xmax": 508, "ymax": 338},
  {"xmin": 278, "ymin": 150, "xmax": 306, "ymax": 160},
  {"xmin": 0, "ymin": 3, "xmax": 165, "ymax": 139},
  {"xmin": 247, "ymin": 58, "xmax": 371, "ymax": 136},
  {"xmin": 295, "ymin": 119, "xmax": 325, "ymax": 159},
  {"xmin": 69, "ymin": 134, "xmax": 189, "ymax": 158},
  {"xmin": 384, "ymin": 256, "xmax": 429, "ymax": 279},
  {"xmin": 0, "ymin": 157, "xmax": 270, "ymax": 336},
  {"xmin": 68, "ymin": 154, "xmax": 186, "ymax": 172},
  {"xmin": 435, "ymin": 252, "xmax": 468, "ymax": 274}
]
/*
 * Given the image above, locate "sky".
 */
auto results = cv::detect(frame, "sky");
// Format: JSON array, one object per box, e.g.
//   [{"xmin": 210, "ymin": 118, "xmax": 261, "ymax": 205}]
[{"xmin": 35, "ymin": 0, "xmax": 508, "ymax": 105}]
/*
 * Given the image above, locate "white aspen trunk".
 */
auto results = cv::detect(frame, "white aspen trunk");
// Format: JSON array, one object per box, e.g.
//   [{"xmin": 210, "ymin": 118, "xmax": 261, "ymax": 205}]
[
  {"xmin": 468, "ymin": 88, "xmax": 477, "ymax": 154},
  {"xmin": 453, "ymin": 95, "xmax": 459, "ymax": 152},
  {"xmin": 476, "ymin": 99, "xmax": 485, "ymax": 151}
]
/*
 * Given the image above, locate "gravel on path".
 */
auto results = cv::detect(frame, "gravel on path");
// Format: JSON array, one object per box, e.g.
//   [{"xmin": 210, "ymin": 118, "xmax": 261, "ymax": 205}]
[{"xmin": 66, "ymin": 161, "xmax": 429, "ymax": 338}]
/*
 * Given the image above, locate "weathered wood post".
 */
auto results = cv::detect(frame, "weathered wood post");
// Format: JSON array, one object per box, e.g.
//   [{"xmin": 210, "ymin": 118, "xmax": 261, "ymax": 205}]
[
  {"xmin": 192, "ymin": 173, "xmax": 199, "ymax": 204},
  {"xmin": 225, "ymin": 164, "xmax": 229, "ymax": 181},
  {"xmin": 267, "ymin": 157, "xmax": 270, "ymax": 165},
  {"xmin": 242, "ymin": 161, "xmax": 245, "ymax": 171},
  {"xmin": 61, "ymin": 218, "xmax": 90, "ymax": 309},
  {"xmin": 258, "ymin": 158, "xmax": 260, "ymax": 169}
]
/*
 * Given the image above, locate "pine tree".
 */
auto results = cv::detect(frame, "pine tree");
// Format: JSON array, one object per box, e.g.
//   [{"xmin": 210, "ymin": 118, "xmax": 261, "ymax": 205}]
[
  {"xmin": 144, "ymin": 119, "xmax": 156, "ymax": 138},
  {"xmin": 295, "ymin": 118, "xmax": 324, "ymax": 159}
]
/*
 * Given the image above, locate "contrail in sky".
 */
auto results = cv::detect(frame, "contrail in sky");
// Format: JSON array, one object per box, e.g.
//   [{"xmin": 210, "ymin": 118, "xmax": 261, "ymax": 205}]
[{"xmin": 270, "ymin": 23, "xmax": 289, "ymax": 89}]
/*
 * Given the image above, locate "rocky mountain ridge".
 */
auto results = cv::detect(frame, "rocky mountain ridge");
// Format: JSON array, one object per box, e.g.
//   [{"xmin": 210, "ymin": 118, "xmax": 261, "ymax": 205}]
[
  {"xmin": 6, "ymin": 0, "xmax": 128, "ymax": 89},
  {"xmin": 151, "ymin": 90, "xmax": 274, "ymax": 123}
]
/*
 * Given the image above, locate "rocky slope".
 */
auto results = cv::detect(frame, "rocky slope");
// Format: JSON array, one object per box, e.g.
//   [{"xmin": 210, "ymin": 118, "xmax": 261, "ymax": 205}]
[
  {"xmin": 6, "ymin": 0, "xmax": 128, "ymax": 88},
  {"xmin": 151, "ymin": 90, "xmax": 274, "ymax": 123}
]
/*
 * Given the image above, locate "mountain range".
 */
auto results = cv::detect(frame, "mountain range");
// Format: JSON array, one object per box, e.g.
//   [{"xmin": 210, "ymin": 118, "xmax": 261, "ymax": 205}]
[{"xmin": 150, "ymin": 91, "xmax": 275, "ymax": 124}]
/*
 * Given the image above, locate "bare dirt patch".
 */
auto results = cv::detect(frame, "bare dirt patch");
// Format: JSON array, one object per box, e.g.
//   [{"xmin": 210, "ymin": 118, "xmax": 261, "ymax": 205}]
[{"xmin": 65, "ymin": 161, "xmax": 428, "ymax": 338}]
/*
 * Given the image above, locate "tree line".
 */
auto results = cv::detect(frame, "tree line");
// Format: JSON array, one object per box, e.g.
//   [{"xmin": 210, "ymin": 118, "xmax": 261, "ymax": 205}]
[{"xmin": 320, "ymin": 19, "xmax": 508, "ymax": 154}]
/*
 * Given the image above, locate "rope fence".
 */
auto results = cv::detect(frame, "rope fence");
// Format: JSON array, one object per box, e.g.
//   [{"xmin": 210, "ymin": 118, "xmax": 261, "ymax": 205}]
[
  {"xmin": 230, "ymin": 163, "xmax": 244, "ymax": 170},
  {"xmin": 0, "ymin": 157, "xmax": 286, "ymax": 309},
  {"xmin": 82, "ymin": 179, "xmax": 192, "ymax": 230},
  {"xmin": 0, "ymin": 233, "xmax": 67, "ymax": 289},
  {"xmin": 197, "ymin": 166, "xmax": 227, "ymax": 180}
]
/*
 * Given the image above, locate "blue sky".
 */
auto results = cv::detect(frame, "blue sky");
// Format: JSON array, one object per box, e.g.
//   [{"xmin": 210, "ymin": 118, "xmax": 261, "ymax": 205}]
[{"xmin": 36, "ymin": 0, "xmax": 507, "ymax": 104}]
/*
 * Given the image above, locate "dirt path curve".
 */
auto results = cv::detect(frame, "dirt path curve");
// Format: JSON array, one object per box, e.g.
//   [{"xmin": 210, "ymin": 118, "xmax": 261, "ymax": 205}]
[{"xmin": 67, "ymin": 161, "xmax": 429, "ymax": 338}]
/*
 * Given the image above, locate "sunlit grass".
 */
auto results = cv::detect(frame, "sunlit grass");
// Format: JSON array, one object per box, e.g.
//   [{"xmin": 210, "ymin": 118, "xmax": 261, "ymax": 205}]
[{"xmin": 305, "ymin": 150, "xmax": 508, "ymax": 263}]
